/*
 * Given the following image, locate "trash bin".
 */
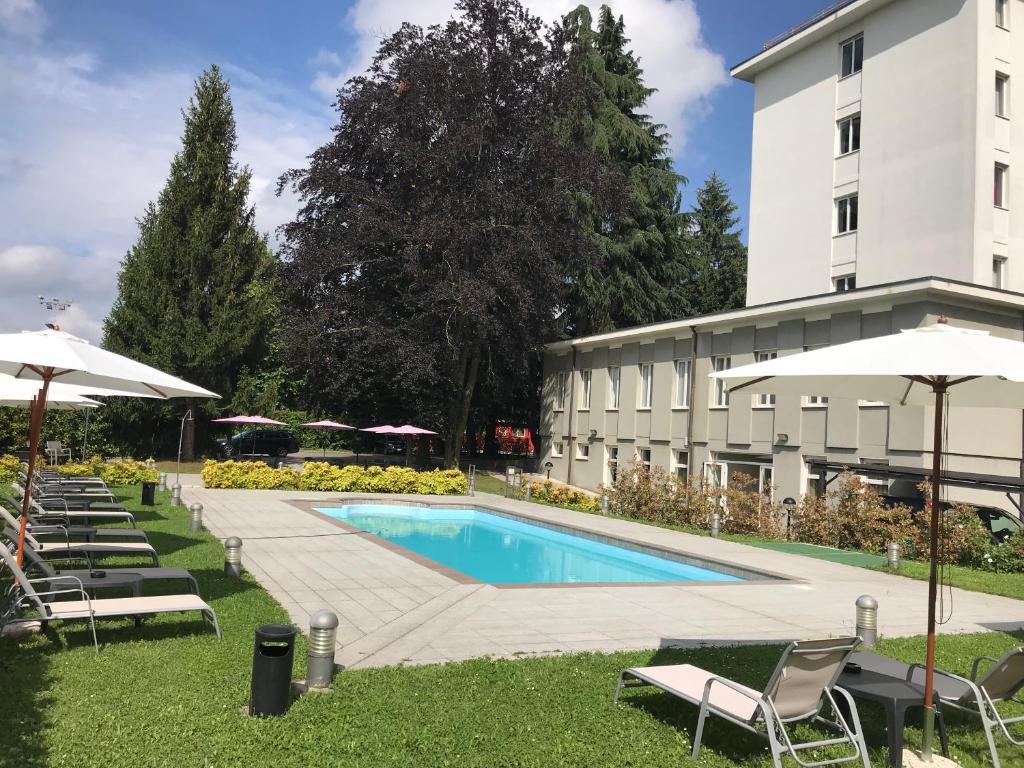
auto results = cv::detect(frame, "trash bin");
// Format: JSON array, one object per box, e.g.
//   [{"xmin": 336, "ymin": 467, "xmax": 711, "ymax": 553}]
[
  {"xmin": 249, "ymin": 624, "xmax": 296, "ymax": 717},
  {"xmin": 141, "ymin": 481, "xmax": 157, "ymax": 506}
]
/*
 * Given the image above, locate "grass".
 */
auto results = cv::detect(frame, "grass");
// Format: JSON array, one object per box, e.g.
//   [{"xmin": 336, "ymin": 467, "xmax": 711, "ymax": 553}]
[
  {"xmin": 151, "ymin": 460, "xmax": 208, "ymax": 474},
  {"xmin": 2, "ymin": 488, "xmax": 1023, "ymax": 767},
  {"xmin": 869, "ymin": 560, "xmax": 1024, "ymax": 602}
]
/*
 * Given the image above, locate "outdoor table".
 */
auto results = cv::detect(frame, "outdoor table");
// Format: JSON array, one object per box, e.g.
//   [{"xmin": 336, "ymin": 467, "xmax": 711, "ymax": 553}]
[{"xmin": 836, "ymin": 652, "xmax": 949, "ymax": 768}]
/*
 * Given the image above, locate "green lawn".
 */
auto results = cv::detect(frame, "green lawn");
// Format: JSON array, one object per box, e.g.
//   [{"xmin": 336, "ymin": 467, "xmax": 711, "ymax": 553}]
[
  {"xmin": 869, "ymin": 560, "xmax": 1024, "ymax": 602},
  {"xmin": 2, "ymin": 488, "xmax": 1022, "ymax": 767}
]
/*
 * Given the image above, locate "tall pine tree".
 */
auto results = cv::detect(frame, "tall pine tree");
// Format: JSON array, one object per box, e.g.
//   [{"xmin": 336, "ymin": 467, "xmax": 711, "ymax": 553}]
[
  {"xmin": 103, "ymin": 66, "xmax": 276, "ymax": 458},
  {"xmin": 557, "ymin": 4, "xmax": 689, "ymax": 335},
  {"xmin": 684, "ymin": 172, "xmax": 747, "ymax": 314}
]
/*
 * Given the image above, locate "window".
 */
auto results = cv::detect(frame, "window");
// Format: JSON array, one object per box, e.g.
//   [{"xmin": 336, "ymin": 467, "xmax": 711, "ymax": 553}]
[
  {"xmin": 673, "ymin": 450, "xmax": 689, "ymax": 482},
  {"xmin": 997, "ymin": 74, "xmax": 1010, "ymax": 118},
  {"xmin": 997, "ymin": 0, "xmax": 1009, "ymax": 28},
  {"xmin": 555, "ymin": 372, "xmax": 568, "ymax": 410},
  {"xmin": 674, "ymin": 359, "xmax": 691, "ymax": 408},
  {"xmin": 637, "ymin": 448, "xmax": 651, "ymax": 470},
  {"xmin": 994, "ymin": 256, "xmax": 1008, "ymax": 289},
  {"xmin": 840, "ymin": 35, "xmax": 863, "ymax": 78},
  {"xmin": 638, "ymin": 363, "xmax": 653, "ymax": 409},
  {"xmin": 712, "ymin": 356, "xmax": 731, "ymax": 408},
  {"xmin": 996, "ymin": 164, "xmax": 1009, "ymax": 208},
  {"xmin": 804, "ymin": 346, "xmax": 829, "ymax": 405},
  {"xmin": 606, "ymin": 445, "xmax": 619, "ymax": 483},
  {"xmin": 755, "ymin": 351, "xmax": 777, "ymax": 406},
  {"xmin": 551, "ymin": 441, "xmax": 563, "ymax": 458},
  {"xmin": 607, "ymin": 366, "xmax": 620, "ymax": 409},
  {"xmin": 580, "ymin": 370, "xmax": 592, "ymax": 410},
  {"xmin": 838, "ymin": 115, "xmax": 861, "ymax": 155},
  {"xmin": 836, "ymin": 195, "xmax": 858, "ymax": 234},
  {"xmin": 576, "ymin": 443, "xmax": 589, "ymax": 460},
  {"xmin": 834, "ymin": 275, "xmax": 857, "ymax": 292}
]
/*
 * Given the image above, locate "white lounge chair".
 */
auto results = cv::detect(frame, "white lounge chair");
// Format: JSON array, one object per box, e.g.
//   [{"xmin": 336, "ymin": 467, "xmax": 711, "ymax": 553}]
[
  {"xmin": 44, "ymin": 441, "xmax": 72, "ymax": 464},
  {"xmin": 3, "ymin": 526, "xmax": 159, "ymax": 567},
  {"xmin": 0, "ymin": 545, "xmax": 219, "ymax": 651},
  {"xmin": 614, "ymin": 637, "xmax": 870, "ymax": 768},
  {"xmin": 907, "ymin": 648, "xmax": 1024, "ymax": 768}
]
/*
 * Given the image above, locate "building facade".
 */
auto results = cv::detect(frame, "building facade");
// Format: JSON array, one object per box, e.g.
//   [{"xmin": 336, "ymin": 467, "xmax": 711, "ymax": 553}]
[
  {"xmin": 539, "ymin": 0, "xmax": 1024, "ymax": 509},
  {"xmin": 735, "ymin": 0, "xmax": 1021, "ymax": 304}
]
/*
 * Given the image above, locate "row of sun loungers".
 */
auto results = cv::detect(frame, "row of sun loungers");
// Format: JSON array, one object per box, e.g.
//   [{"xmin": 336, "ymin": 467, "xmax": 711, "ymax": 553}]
[{"xmin": 1, "ymin": 469, "xmax": 220, "ymax": 651}]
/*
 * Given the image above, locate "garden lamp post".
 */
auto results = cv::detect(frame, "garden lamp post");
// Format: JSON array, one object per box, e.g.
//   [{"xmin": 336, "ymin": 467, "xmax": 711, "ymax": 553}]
[
  {"xmin": 782, "ymin": 497, "xmax": 797, "ymax": 540},
  {"xmin": 177, "ymin": 409, "xmax": 193, "ymax": 487}
]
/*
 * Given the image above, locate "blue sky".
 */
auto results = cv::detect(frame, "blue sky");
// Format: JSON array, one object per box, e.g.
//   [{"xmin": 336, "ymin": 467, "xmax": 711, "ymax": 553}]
[{"xmin": 0, "ymin": 0, "xmax": 829, "ymax": 339}]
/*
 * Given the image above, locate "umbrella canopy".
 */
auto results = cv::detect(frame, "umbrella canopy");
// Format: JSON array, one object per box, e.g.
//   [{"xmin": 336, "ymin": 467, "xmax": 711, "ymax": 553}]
[
  {"xmin": 0, "ymin": 329, "xmax": 219, "ymax": 399},
  {"xmin": 0, "ymin": 328, "xmax": 218, "ymax": 566},
  {"xmin": 0, "ymin": 376, "xmax": 101, "ymax": 410},
  {"xmin": 359, "ymin": 424, "xmax": 397, "ymax": 433},
  {"xmin": 213, "ymin": 415, "xmax": 287, "ymax": 426},
  {"xmin": 711, "ymin": 319, "xmax": 1024, "ymax": 760},
  {"xmin": 392, "ymin": 424, "xmax": 438, "ymax": 435},
  {"xmin": 301, "ymin": 420, "xmax": 355, "ymax": 430}
]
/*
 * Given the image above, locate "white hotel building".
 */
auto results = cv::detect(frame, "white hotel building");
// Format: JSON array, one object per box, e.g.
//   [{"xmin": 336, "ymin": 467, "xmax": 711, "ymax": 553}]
[{"xmin": 540, "ymin": 0, "xmax": 1024, "ymax": 508}]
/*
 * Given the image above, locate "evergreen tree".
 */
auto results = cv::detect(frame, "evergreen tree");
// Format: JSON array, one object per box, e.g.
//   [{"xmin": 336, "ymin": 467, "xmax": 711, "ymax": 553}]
[
  {"xmin": 103, "ymin": 66, "xmax": 277, "ymax": 458},
  {"xmin": 685, "ymin": 172, "xmax": 748, "ymax": 314},
  {"xmin": 557, "ymin": 4, "xmax": 689, "ymax": 334}
]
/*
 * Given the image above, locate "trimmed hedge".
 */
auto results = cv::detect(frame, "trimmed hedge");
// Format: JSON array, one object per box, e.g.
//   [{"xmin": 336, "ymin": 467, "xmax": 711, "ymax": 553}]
[
  {"xmin": 201, "ymin": 460, "xmax": 468, "ymax": 495},
  {"xmin": 51, "ymin": 455, "xmax": 159, "ymax": 486}
]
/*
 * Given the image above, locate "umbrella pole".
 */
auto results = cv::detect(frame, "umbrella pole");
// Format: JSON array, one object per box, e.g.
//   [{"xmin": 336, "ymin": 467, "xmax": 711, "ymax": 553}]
[
  {"xmin": 17, "ymin": 376, "xmax": 52, "ymax": 565},
  {"xmin": 921, "ymin": 382, "xmax": 946, "ymax": 761}
]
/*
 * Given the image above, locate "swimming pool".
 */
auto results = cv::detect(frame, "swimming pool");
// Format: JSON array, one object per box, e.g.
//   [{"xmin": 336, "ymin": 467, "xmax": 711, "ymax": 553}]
[{"xmin": 315, "ymin": 504, "xmax": 750, "ymax": 585}]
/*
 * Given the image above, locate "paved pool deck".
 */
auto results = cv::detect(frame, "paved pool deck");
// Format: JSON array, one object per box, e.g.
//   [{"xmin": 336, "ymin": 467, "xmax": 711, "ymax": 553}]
[{"xmin": 180, "ymin": 484, "xmax": 1024, "ymax": 669}]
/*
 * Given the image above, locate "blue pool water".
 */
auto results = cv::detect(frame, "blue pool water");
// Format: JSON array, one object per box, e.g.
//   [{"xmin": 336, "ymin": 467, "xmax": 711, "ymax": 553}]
[{"xmin": 316, "ymin": 505, "xmax": 744, "ymax": 585}]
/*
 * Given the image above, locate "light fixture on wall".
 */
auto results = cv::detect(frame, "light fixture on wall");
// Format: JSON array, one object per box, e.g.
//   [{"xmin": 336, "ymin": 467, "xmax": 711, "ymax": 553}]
[
  {"xmin": 589, "ymin": 429, "xmax": 598, "ymax": 441},
  {"xmin": 776, "ymin": 433, "xmax": 789, "ymax": 445}
]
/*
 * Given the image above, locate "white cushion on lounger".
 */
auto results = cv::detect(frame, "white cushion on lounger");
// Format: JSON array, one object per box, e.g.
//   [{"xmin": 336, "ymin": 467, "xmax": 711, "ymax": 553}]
[{"xmin": 627, "ymin": 664, "xmax": 761, "ymax": 721}]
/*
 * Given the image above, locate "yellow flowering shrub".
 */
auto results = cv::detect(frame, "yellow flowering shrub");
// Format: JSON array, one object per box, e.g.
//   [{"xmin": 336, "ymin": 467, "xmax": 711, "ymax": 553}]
[
  {"xmin": 50, "ymin": 455, "xmax": 157, "ymax": 485},
  {"xmin": 0, "ymin": 454, "xmax": 20, "ymax": 485},
  {"xmin": 203, "ymin": 460, "xmax": 467, "ymax": 495}
]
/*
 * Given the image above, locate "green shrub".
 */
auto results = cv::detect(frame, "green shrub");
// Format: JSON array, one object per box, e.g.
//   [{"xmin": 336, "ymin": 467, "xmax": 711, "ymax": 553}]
[
  {"xmin": 49, "ymin": 455, "xmax": 158, "ymax": 485},
  {"xmin": 203, "ymin": 460, "xmax": 467, "ymax": 495},
  {"xmin": 0, "ymin": 454, "xmax": 19, "ymax": 485},
  {"xmin": 523, "ymin": 479, "xmax": 602, "ymax": 513}
]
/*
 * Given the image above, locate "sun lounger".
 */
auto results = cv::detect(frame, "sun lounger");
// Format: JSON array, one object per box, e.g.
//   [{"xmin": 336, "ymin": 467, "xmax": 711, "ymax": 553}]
[
  {"xmin": 3, "ymin": 526, "xmax": 159, "ymax": 567},
  {"xmin": 906, "ymin": 648, "xmax": 1024, "ymax": 768},
  {"xmin": 4, "ymin": 492, "xmax": 134, "ymax": 525},
  {"xmin": 0, "ymin": 507, "xmax": 147, "ymax": 544},
  {"xmin": 0, "ymin": 546, "xmax": 219, "ymax": 651},
  {"xmin": 19, "ymin": 544, "xmax": 199, "ymax": 599},
  {"xmin": 614, "ymin": 637, "xmax": 870, "ymax": 768}
]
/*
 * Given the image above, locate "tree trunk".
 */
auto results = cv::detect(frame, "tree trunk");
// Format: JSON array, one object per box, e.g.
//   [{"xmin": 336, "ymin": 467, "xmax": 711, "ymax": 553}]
[
  {"xmin": 444, "ymin": 346, "xmax": 482, "ymax": 469},
  {"xmin": 182, "ymin": 398, "xmax": 196, "ymax": 461}
]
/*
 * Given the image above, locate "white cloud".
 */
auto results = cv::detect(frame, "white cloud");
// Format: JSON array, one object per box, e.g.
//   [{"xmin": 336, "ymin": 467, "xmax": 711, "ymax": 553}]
[
  {"xmin": 312, "ymin": 0, "xmax": 728, "ymax": 156},
  {"xmin": 0, "ymin": 0, "xmax": 46, "ymax": 40},
  {"xmin": 0, "ymin": 1, "xmax": 327, "ymax": 343}
]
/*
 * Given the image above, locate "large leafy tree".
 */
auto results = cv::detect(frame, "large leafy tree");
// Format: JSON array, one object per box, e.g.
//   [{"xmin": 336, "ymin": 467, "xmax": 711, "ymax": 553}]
[
  {"xmin": 103, "ymin": 66, "xmax": 277, "ymax": 458},
  {"xmin": 684, "ymin": 172, "xmax": 748, "ymax": 314},
  {"xmin": 557, "ymin": 4, "xmax": 689, "ymax": 335},
  {"xmin": 280, "ymin": 0, "xmax": 611, "ymax": 467}
]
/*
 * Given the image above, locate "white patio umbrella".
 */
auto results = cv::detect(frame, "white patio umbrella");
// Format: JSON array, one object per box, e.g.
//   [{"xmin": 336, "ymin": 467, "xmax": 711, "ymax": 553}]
[
  {"xmin": 0, "ymin": 376, "xmax": 102, "ymax": 410},
  {"xmin": 711, "ymin": 319, "xmax": 1024, "ymax": 762},
  {"xmin": 0, "ymin": 329, "xmax": 218, "ymax": 565}
]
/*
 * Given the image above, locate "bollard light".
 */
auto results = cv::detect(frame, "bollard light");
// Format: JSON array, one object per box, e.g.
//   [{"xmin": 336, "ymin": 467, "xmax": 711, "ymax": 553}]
[
  {"xmin": 189, "ymin": 502, "xmax": 204, "ymax": 532},
  {"xmin": 524, "ymin": 483, "xmax": 532, "ymax": 502},
  {"xmin": 887, "ymin": 542, "xmax": 901, "ymax": 570},
  {"xmin": 782, "ymin": 497, "xmax": 797, "ymax": 540},
  {"xmin": 159, "ymin": 472, "xmax": 168, "ymax": 491},
  {"xmin": 601, "ymin": 494, "xmax": 609, "ymax": 515},
  {"xmin": 307, "ymin": 609, "xmax": 339, "ymax": 689},
  {"xmin": 710, "ymin": 512, "xmax": 721, "ymax": 538},
  {"xmin": 170, "ymin": 483, "xmax": 182, "ymax": 507},
  {"xmin": 224, "ymin": 536, "xmax": 243, "ymax": 578},
  {"xmin": 855, "ymin": 594, "xmax": 878, "ymax": 648}
]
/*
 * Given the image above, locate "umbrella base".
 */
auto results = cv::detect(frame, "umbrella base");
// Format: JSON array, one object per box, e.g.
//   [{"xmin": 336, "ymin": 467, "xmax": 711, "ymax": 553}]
[{"xmin": 902, "ymin": 750, "xmax": 960, "ymax": 767}]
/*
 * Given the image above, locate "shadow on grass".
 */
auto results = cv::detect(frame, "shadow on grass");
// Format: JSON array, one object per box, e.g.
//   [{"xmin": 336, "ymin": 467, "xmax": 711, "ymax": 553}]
[{"xmin": 0, "ymin": 638, "xmax": 55, "ymax": 767}]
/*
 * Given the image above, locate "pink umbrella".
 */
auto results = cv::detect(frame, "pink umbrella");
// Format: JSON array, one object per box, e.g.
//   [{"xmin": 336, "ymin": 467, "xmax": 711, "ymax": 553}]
[
  {"xmin": 213, "ymin": 415, "xmax": 287, "ymax": 456},
  {"xmin": 360, "ymin": 424, "xmax": 437, "ymax": 465},
  {"xmin": 300, "ymin": 419, "xmax": 355, "ymax": 457}
]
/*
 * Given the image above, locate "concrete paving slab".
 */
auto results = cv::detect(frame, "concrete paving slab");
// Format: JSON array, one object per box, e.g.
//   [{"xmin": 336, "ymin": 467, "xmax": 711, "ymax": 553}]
[{"xmin": 182, "ymin": 487, "xmax": 1024, "ymax": 668}]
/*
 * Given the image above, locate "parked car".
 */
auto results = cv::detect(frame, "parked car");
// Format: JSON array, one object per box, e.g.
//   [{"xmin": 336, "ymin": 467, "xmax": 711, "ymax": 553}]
[
  {"xmin": 882, "ymin": 494, "xmax": 1023, "ymax": 545},
  {"xmin": 383, "ymin": 438, "xmax": 405, "ymax": 455},
  {"xmin": 224, "ymin": 430, "xmax": 300, "ymax": 458}
]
